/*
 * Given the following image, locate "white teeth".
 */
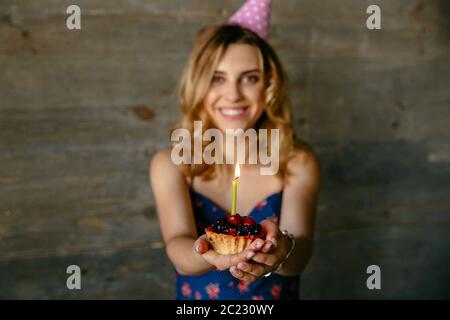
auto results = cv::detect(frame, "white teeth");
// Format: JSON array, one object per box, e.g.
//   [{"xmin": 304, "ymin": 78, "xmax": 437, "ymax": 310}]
[{"xmin": 220, "ymin": 108, "xmax": 245, "ymax": 116}]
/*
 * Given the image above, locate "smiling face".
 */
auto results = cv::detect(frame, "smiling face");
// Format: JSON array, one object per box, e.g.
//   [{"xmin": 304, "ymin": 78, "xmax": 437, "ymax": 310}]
[{"xmin": 202, "ymin": 44, "xmax": 266, "ymax": 132}]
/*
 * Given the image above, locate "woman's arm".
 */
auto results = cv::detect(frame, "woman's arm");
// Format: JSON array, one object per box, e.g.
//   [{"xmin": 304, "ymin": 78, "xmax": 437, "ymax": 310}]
[
  {"xmin": 276, "ymin": 148, "xmax": 321, "ymax": 275},
  {"xmin": 150, "ymin": 149, "xmax": 213, "ymax": 275},
  {"xmin": 150, "ymin": 149, "xmax": 263, "ymax": 275}
]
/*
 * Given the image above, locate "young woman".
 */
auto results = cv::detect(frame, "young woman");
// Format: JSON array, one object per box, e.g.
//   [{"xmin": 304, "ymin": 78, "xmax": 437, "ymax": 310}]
[{"xmin": 150, "ymin": 4, "xmax": 320, "ymax": 300}]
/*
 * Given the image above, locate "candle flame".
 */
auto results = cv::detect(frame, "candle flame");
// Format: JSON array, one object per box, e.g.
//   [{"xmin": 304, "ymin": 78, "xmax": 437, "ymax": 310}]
[{"xmin": 234, "ymin": 163, "xmax": 240, "ymax": 179}]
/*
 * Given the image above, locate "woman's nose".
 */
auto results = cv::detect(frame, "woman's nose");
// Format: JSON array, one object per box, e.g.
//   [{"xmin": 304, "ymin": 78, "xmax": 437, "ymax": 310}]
[{"xmin": 224, "ymin": 82, "xmax": 243, "ymax": 102}]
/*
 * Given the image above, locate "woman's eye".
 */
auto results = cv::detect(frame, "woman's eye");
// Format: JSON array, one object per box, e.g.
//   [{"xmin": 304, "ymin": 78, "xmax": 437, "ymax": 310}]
[
  {"xmin": 212, "ymin": 76, "xmax": 225, "ymax": 84},
  {"xmin": 244, "ymin": 75, "xmax": 259, "ymax": 84}
]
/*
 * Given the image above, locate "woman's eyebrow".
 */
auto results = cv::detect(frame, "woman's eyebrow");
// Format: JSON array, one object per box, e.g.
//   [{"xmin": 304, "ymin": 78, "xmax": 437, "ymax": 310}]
[
  {"xmin": 240, "ymin": 68, "xmax": 261, "ymax": 75},
  {"xmin": 214, "ymin": 68, "xmax": 261, "ymax": 75}
]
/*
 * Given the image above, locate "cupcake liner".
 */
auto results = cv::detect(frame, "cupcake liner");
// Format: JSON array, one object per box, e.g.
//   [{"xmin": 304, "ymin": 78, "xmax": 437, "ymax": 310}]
[{"xmin": 205, "ymin": 229, "xmax": 259, "ymax": 255}]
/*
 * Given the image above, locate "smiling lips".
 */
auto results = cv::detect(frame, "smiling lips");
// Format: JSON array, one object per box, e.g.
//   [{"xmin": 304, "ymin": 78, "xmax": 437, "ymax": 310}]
[{"xmin": 218, "ymin": 106, "xmax": 249, "ymax": 119}]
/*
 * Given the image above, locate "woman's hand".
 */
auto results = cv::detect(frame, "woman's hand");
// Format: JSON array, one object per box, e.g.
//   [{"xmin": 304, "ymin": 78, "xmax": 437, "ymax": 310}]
[
  {"xmin": 229, "ymin": 219, "xmax": 289, "ymax": 283},
  {"xmin": 193, "ymin": 229, "xmax": 276, "ymax": 272}
]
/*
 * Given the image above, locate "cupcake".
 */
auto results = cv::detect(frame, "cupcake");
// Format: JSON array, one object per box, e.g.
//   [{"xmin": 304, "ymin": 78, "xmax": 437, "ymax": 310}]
[{"xmin": 205, "ymin": 214, "xmax": 266, "ymax": 255}]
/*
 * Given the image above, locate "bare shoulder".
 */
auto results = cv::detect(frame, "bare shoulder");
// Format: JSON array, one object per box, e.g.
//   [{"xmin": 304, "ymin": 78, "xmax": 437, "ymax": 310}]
[
  {"xmin": 150, "ymin": 148, "xmax": 174, "ymax": 173},
  {"xmin": 287, "ymin": 143, "xmax": 320, "ymax": 173},
  {"xmin": 151, "ymin": 148, "xmax": 173, "ymax": 168},
  {"xmin": 150, "ymin": 148, "xmax": 187, "ymax": 186},
  {"xmin": 285, "ymin": 143, "xmax": 321, "ymax": 191}
]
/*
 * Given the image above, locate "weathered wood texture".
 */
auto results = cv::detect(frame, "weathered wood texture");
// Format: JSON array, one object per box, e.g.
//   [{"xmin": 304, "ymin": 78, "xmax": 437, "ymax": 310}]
[{"xmin": 0, "ymin": 0, "xmax": 449, "ymax": 299}]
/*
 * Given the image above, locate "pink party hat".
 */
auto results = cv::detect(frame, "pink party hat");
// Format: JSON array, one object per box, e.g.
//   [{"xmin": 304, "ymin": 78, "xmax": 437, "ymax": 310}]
[{"xmin": 228, "ymin": 0, "xmax": 272, "ymax": 41}]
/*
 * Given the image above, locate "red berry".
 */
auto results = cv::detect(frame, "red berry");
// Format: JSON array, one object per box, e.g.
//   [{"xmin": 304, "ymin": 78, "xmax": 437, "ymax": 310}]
[
  {"xmin": 227, "ymin": 214, "xmax": 242, "ymax": 226},
  {"xmin": 242, "ymin": 216, "xmax": 256, "ymax": 227}
]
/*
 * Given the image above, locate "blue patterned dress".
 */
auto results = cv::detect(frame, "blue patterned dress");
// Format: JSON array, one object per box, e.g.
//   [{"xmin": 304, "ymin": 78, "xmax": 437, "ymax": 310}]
[{"xmin": 175, "ymin": 189, "xmax": 300, "ymax": 300}]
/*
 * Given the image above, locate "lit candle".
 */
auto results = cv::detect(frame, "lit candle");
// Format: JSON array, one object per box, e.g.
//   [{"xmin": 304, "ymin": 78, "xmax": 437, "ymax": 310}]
[{"xmin": 231, "ymin": 163, "xmax": 240, "ymax": 215}]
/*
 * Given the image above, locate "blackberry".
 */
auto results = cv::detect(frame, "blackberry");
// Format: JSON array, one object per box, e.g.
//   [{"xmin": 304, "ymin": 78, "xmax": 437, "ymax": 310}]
[
  {"xmin": 236, "ymin": 224, "xmax": 249, "ymax": 236},
  {"xmin": 214, "ymin": 223, "xmax": 227, "ymax": 233},
  {"xmin": 249, "ymin": 224, "xmax": 262, "ymax": 235},
  {"xmin": 216, "ymin": 217, "xmax": 227, "ymax": 225},
  {"xmin": 212, "ymin": 216, "xmax": 232, "ymax": 233}
]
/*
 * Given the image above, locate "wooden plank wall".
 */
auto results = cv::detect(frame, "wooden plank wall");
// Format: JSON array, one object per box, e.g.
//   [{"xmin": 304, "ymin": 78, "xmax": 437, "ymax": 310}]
[{"xmin": 0, "ymin": 0, "xmax": 449, "ymax": 299}]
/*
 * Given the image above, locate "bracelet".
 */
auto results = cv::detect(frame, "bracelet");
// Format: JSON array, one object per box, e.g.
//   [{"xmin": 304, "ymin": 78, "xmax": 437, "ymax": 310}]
[
  {"xmin": 274, "ymin": 230, "xmax": 295, "ymax": 272},
  {"xmin": 264, "ymin": 230, "xmax": 295, "ymax": 277}
]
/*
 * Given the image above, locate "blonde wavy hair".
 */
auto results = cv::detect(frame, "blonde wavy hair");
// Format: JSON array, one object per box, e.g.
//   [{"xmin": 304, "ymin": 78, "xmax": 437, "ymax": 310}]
[{"xmin": 174, "ymin": 24, "xmax": 303, "ymax": 183}]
